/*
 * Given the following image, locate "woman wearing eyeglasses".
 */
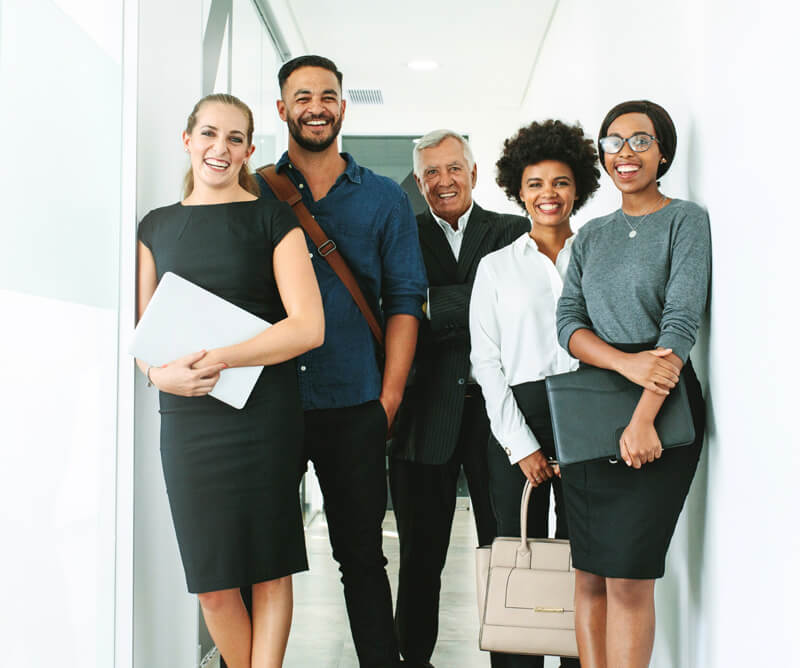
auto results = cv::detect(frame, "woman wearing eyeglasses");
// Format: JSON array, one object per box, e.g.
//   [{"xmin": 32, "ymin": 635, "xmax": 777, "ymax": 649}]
[{"xmin": 556, "ymin": 100, "xmax": 710, "ymax": 668}]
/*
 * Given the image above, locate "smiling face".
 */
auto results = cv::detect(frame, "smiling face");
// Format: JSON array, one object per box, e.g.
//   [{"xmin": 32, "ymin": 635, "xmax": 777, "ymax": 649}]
[
  {"xmin": 277, "ymin": 66, "xmax": 345, "ymax": 153},
  {"xmin": 182, "ymin": 101, "xmax": 254, "ymax": 194},
  {"xmin": 519, "ymin": 160, "xmax": 577, "ymax": 231},
  {"xmin": 415, "ymin": 136, "xmax": 477, "ymax": 225},
  {"xmin": 603, "ymin": 112, "xmax": 663, "ymax": 195}
]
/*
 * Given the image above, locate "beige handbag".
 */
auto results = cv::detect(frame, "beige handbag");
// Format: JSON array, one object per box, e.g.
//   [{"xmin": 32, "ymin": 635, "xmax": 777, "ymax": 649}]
[{"xmin": 475, "ymin": 480, "xmax": 578, "ymax": 657}]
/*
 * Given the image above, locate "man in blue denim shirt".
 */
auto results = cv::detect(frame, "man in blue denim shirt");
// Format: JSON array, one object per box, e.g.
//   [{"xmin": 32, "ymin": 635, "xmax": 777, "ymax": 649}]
[{"xmin": 257, "ymin": 55, "xmax": 426, "ymax": 667}]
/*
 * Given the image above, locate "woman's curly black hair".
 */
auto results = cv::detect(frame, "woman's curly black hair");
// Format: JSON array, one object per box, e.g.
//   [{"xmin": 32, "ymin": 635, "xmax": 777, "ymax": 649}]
[{"xmin": 496, "ymin": 119, "xmax": 600, "ymax": 213}]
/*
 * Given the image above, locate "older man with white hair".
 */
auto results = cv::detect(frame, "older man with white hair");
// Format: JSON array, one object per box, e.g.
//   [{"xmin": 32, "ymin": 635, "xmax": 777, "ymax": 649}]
[{"xmin": 389, "ymin": 129, "xmax": 529, "ymax": 667}]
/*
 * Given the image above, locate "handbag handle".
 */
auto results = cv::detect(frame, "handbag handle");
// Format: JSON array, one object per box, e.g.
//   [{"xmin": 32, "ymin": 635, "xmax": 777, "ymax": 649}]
[{"xmin": 518, "ymin": 480, "xmax": 535, "ymax": 554}]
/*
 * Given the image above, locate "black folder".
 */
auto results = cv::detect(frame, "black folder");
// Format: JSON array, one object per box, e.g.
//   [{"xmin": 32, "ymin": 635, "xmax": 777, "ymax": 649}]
[{"xmin": 544, "ymin": 366, "xmax": 695, "ymax": 465}]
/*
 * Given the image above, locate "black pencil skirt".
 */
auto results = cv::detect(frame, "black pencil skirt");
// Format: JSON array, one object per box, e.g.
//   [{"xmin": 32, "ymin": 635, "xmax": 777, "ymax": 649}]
[
  {"xmin": 159, "ymin": 362, "xmax": 308, "ymax": 594},
  {"xmin": 559, "ymin": 358, "xmax": 706, "ymax": 579}
]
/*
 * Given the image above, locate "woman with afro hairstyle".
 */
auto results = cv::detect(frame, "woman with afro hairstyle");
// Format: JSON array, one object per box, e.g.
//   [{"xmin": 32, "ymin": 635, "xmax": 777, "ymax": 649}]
[
  {"xmin": 469, "ymin": 119, "xmax": 600, "ymax": 668},
  {"xmin": 556, "ymin": 101, "xmax": 710, "ymax": 667}
]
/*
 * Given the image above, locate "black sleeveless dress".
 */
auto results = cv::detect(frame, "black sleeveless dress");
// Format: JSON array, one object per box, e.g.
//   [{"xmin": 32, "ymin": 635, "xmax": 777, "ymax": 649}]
[{"xmin": 138, "ymin": 199, "xmax": 308, "ymax": 593}]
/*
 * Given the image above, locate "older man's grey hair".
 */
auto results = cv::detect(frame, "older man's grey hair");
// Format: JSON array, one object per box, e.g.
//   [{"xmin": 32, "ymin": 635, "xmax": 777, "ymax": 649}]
[{"xmin": 412, "ymin": 129, "xmax": 475, "ymax": 179}]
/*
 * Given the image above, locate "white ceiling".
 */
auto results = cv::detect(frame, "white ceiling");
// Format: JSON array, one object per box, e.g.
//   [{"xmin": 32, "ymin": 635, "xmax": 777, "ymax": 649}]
[{"xmin": 285, "ymin": 0, "xmax": 558, "ymax": 112}]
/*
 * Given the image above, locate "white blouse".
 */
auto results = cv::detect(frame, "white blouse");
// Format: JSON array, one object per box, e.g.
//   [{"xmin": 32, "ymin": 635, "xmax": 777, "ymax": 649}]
[{"xmin": 469, "ymin": 232, "xmax": 578, "ymax": 463}]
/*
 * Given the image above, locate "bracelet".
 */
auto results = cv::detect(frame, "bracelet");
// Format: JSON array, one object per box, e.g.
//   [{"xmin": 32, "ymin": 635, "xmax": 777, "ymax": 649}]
[{"xmin": 145, "ymin": 365, "xmax": 155, "ymax": 387}]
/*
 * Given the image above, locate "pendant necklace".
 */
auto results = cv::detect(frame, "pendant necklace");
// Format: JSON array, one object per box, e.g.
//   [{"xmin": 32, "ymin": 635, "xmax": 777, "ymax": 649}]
[{"xmin": 621, "ymin": 195, "xmax": 666, "ymax": 239}]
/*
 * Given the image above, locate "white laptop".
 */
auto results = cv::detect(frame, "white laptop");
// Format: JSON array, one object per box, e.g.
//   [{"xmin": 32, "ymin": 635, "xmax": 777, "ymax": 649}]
[{"xmin": 129, "ymin": 271, "xmax": 271, "ymax": 409}]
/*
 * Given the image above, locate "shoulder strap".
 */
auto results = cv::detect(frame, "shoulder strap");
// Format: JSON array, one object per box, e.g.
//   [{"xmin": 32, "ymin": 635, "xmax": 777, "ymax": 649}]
[{"xmin": 257, "ymin": 164, "xmax": 384, "ymax": 347}]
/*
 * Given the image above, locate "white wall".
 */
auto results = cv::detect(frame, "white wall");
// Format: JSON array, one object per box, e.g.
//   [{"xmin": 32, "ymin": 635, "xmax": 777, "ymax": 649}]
[
  {"xmin": 692, "ymin": 1, "xmax": 800, "ymax": 664},
  {"xmin": 519, "ymin": 1, "xmax": 800, "ymax": 665},
  {"xmin": 0, "ymin": 1, "xmax": 123, "ymax": 666}
]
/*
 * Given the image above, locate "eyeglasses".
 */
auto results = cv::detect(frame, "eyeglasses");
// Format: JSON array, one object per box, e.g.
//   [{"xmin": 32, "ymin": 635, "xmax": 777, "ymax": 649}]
[{"xmin": 599, "ymin": 133, "xmax": 659, "ymax": 154}]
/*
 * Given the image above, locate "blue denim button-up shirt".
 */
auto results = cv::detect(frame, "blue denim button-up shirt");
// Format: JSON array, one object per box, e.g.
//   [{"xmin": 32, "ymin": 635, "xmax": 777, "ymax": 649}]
[{"xmin": 256, "ymin": 152, "xmax": 427, "ymax": 411}]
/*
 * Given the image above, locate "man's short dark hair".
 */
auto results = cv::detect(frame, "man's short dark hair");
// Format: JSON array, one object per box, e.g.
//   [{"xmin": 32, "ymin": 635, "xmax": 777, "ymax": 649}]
[
  {"xmin": 496, "ymin": 119, "xmax": 600, "ymax": 213},
  {"xmin": 278, "ymin": 55, "xmax": 343, "ymax": 92}
]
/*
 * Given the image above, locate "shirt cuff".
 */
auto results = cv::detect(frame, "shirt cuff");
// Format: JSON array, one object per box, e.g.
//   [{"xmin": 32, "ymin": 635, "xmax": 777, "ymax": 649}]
[
  {"xmin": 498, "ymin": 425, "xmax": 542, "ymax": 465},
  {"xmin": 655, "ymin": 332, "xmax": 694, "ymax": 363},
  {"xmin": 383, "ymin": 295, "xmax": 425, "ymax": 320}
]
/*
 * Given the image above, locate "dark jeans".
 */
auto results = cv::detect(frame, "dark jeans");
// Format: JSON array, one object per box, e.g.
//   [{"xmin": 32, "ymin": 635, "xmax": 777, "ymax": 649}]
[
  {"xmin": 389, "ymin": 391, "xmax": 497, "ymax": 666},
  {"xmin": 487, "ymin": 381, "xmax": 580, "ymax": 668},
  {"xmin": 305, "ymin": 400, "xmax": 399, "ymax": 667}
]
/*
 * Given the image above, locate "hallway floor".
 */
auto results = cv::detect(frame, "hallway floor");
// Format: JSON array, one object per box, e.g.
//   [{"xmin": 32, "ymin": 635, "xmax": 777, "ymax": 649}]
[{"xmin": 208, "ymin": 508, "xmax": 560, "ymax": 667}]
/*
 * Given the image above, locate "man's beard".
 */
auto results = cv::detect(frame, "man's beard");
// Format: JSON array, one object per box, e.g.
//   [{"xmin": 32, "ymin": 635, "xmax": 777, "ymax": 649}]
[{"xmin": 287, "ymin": 113, "xmax": 343, "ymax": 153}]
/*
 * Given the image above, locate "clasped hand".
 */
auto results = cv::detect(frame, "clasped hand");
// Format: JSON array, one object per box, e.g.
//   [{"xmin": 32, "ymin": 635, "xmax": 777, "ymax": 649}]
[
  {"xmin": 619, "ymin": 348, "xmax": 680, "ymax": 395},
  {"xmin": 619, "ymin": 418, "xmax": 663, "ymax": 468},
  {"xmin": 148, "ymin": 350, "xmax": 227, "ymax": 397}
]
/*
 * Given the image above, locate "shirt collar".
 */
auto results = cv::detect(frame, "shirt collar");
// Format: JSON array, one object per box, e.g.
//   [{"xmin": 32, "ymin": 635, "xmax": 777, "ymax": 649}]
[
  {"xmin": 430, "ymin": 202, "xmax": 474, "ymax": 234},
  {"xmin": 276, "ymin": 151, "xmax": 362, "ymax": 185},
  {"xmin": 520, "ymin": 231, "xmax": 576, "ymax": 253}
]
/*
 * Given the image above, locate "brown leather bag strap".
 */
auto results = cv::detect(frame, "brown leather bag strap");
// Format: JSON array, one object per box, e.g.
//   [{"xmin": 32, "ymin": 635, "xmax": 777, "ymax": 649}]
[{"xmin": 257, "ymin": 163, "xmax": 385, "ymax": 347}]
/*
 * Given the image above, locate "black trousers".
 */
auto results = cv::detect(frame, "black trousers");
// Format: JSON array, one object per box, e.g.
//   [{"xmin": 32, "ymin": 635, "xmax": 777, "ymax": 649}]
[
  {"xmin": 487, "ymin": 381, "xmax": 580, "ymax": 668},
  {"xmin": 302, "ymin": 399, "xmax": 400, "ymax": 667},
  {"xmin": 389, "ymin": 390, "xmax": 498, "ymax": 667},
  {"xmin": 224, "ymin": 400, "xmax": 398, "ymax": 668}
]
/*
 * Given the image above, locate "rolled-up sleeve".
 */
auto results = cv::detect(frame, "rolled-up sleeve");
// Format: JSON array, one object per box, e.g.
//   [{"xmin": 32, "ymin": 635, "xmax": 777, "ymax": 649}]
[
  {"xmin": 470, "ymin": 258, "xmax": 541, "ymax": 463},
  {"xmin": 656, "ymin": 209, "xmax": 711, "ymax": 361},
  {"xmin": 556, "ymin": 231, "xmax": 592, "ymax": 353},
  {"xmin": 380, "ymin": 192, "xmax": 427, "ymax": 319}
]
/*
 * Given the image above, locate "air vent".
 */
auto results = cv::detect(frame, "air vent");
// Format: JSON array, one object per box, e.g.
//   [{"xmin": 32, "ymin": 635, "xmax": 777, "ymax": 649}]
[{"xmin": 347, "ymin": 88, "xmax": 384, "ymax": 105}]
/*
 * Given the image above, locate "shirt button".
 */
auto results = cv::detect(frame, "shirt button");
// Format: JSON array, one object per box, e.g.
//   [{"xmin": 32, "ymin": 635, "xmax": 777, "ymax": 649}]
[
  {"xmin": 457, "ymin": 378, "xmax": 465, "ymax": 385},
  {"xmin": 505, "ymin": 447, "xmax": 512, "ymax": 456},
  {"xmin": 298, "ymin": 183, "xmax": 304, "ymax": 189},
  {"xmin": 299, "ymin": 365, "xmax": 307, "ymax": 372},
  {"xmin": 288, "ymin": 163, "xmax": 293, "ymax": 169}
]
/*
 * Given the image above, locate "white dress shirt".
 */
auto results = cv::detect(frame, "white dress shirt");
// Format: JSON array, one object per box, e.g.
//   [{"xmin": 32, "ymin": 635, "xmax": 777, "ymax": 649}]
[
  {"xmin": 469, "ymin": 231, "xmax": 578, "ymax": 464},
  {"xmin": 430, "ymin": 203, "xmax": 474, "ymax": 260}
]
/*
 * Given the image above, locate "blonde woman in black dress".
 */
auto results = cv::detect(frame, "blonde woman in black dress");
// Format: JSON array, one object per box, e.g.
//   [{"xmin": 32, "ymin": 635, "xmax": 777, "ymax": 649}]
[
  {"xmin": 136, "ymin": 94, "xmax": 324, "ymax": 668},
  {"xmin": 557, "ymin": 100, "xmax": 710, "ymax": 668}
]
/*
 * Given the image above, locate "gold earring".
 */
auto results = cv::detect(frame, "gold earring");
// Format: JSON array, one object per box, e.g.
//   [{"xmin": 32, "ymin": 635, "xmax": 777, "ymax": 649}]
[{"xmin": 660, "ymin": 157, "xmax": 667, "ymax": 164}]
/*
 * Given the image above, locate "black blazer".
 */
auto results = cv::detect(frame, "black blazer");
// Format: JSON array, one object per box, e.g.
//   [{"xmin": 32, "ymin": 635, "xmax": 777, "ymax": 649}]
[{"xmin": 391, "ymin": 203, "xmax": 529, "ymax": 465}]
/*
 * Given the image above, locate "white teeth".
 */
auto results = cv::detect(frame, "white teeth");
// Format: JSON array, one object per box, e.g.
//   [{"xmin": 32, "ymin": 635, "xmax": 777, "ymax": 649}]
[
  {"xmin": 306, "ymin": 120, "xmax": 327, "ymax": 126},
  {"xmin": 616, "ymin": 164, "xmax": 639, "ymax": 173},
  {"xmin": 538, "ymin": 203, "xmax": 559, "ymax": 212},
  {"xmin": 439, "ymin": 193, "xmax": 456, "ymax": 199},
  {"xmin": 205, "ymin": 158, "xmax": 229, "ymax": 168}
]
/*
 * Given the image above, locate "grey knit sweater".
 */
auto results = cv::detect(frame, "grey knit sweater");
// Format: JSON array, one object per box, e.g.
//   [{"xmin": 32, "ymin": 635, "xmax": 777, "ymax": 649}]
[{"xmin": 557, "ymin": 199, "xmax": 711, "ymax": 362}]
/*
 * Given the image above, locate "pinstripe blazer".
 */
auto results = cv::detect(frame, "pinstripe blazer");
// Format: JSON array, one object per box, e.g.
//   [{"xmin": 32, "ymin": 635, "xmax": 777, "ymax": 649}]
[{"xmin": 391, "ymin": 204, "xmax": 529, "ymax": 465}]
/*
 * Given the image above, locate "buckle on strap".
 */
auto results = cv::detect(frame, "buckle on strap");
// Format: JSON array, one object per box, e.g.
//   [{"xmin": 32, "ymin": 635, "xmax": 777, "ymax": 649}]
[{"xmin": 317, "ymin": 239, "xmax": 337, "ymax": 257}]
